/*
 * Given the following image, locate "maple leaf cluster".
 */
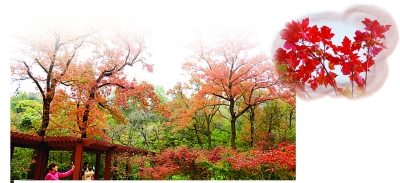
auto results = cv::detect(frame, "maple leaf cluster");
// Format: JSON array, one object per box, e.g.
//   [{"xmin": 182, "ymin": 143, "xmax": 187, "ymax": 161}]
[{"xmin": 274, "ymin": 17, "xmax": 390, "ymax": 97}]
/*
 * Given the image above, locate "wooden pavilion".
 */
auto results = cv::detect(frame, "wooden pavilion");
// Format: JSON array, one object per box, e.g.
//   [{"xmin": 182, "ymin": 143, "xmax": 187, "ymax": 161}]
[{"xmin": 10, "ymin": 131, "xmax": 155, "ymax": 180}]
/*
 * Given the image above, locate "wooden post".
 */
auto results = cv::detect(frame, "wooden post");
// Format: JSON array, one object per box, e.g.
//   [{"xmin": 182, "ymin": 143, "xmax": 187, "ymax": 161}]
[
  {"xmin": 41, "ymin": 148, "xmax": 49, "ymax": 179},
  {"xmin": 125, "ymin": 162, "xmax": 131, "ymax": 180},
  {"xmin": 104, "ymin": 148, "xmax": 114, "ymax": 180},
  {"xmin": 34, "ymin": 144, "xmax": 49, "ymax": 180},
  {"xmin": 95, "ymin": 153, "xmax": 101, "ymax": 180},
  {"xmin": 10, "ymin": 144, "xmax": 15, "ymax": 162},
  {"xmin": 72, "ymin": 143, "xmax": 84, "ymax": 180},
  {"xmin": 69, "ymin": 149, "xmax": 75, "ymax": 180}
]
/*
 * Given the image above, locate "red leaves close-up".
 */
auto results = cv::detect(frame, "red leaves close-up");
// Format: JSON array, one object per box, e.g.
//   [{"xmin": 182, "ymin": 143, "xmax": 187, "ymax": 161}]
[{"xmin": 273, "ymin": 5, "xmax": 397, "ymax": 99}]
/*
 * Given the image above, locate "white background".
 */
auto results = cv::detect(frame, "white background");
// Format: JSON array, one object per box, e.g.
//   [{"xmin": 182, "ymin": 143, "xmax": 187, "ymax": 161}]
[{"xmin": 1, "ymin": 0, "xmax": 399, "ymax": 182}]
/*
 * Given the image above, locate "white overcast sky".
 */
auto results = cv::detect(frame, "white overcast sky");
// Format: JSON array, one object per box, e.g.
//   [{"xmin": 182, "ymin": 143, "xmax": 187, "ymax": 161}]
[
  {"xmin": 5, "ymin": 0, "xmax": 386, "ymax": 93},
  {"xmin": 1, "ymin": 0, "xmax": 400, "ymax": 183}
]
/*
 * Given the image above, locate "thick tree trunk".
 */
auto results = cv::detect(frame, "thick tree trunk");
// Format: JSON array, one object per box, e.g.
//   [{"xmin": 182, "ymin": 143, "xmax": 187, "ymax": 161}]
[
  {"xmin": 81, "ymin": 87, "xmax": 96, "ymax": 138},
  {"xmin": 81, "ymin": 105, "xmax": 90, "ymax": 138},
  {"xmin": 34, "ymin": 94, "xmax": 53, "ymax": 178},
  {"xmin": 230, "ymin": 119, "xmax": 236, "ymax": 149},
  {"xmin": 39, "ymin": 98, "xmax": 52, "ymax": 137},
  {"xmin": 229, "ymin": 98, "xmax": 237, "ymax": 149}
]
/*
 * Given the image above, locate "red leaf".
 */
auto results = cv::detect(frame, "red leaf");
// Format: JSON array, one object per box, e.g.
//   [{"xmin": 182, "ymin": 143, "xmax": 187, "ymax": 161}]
[
  {"xmin": 300, "ymin": 31, "xmax": 310, "ymax": 41},
  {"xmin": 361, "ymin": 59, "xmax": 375, "ymax": 72},
  {"xmin": 337, "ymin": 36, "xmax": 352, "ymax": 54},
  {"xmin": 353, "ymin": 74, "xmax": 365, "ymax": 88},
  {"xmin": 329, "ymin": 72, "xmax": 338, "ymax": 79},
  {"xmin": 308, "ymin": 25, "xmax": 320, "ymax": 43},
  {"xmin": 320, "ymin": 26, "xmax": 335, "ymax": 40},
  {"xmin": 283, "ymin": 41, "xmax": 296, "ymax": 50},
  {"xmin": 301, "ymin": 18, "xmax": 309, "ymax": 30},
  {"xmin": 370, "ymin": 46, "xmax": 383, "ymax": 56},
  {"xmin": 310, "ymin": 80, "xmax": 318, "ymax": 91},
  {"xmin": 341, "ymin": 63, "xmax": 351, "ymax": 75},
  {"xmin": 328, "ymin": 61, "xmax": 335, "ymax": 70}
]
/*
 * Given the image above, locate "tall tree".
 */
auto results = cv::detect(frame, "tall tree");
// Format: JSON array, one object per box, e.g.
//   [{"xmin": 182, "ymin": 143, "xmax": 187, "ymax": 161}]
[
  {"xmin": 127, "ymin": 109, "xmax": 160, "ymax": 149},
  {"xmin": 184, "ymin": 30, "xmax": 288, "ymax": 148},
  {"xmin": 60, "ymin": 23, "xmax": 159, "ymax": 138},
  {"xmin": 10, "ymin": 20, "xmax": 98, "ymax": 137},
  {"xmin": 167, "ymin": 81, "xmax": 219, "ymax": 149},
  {"xmin": 166, "ymin": 82, "xmax": 204, "ymax": 148}
]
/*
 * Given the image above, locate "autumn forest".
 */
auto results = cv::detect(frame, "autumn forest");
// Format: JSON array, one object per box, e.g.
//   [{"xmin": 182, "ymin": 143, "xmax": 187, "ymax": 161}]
[{"xmin": 10, "ymin": 14, "xmax": 297, "ymax": 180}]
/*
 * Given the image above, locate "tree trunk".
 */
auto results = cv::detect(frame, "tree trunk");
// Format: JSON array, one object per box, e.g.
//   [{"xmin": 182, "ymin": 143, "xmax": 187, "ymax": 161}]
[
  {"xmin": 81, "ymin": 87, "xmax": 96, "ymax": 138},
  {"xmin": 230, "ymin": 118, "xmax": 236, "ymax": 149},
  {"xmin": 140, "ymin": 130, "xmax": 150, "ymax": 149},
  {"xmin": 229, "ymin": 99, "xmax": 237, "ymax": 149},
  {"xmin": 207, "ymin": 121, "xmax": 212, "ymax": 150},
  {"xmin": 39, "ymin": 98, "xmax": 52, "ymax": 137},
  {"xmin": 289, "ymin": 106, "xmax": 295, "ymax": 129},
  {"xmin": 81, "ymin": 105, "xmax": 90, "ymax": 138},
  {"xmin": 34, "ymin": 95, "xmax": 53, "ymax": 178},
  {"xmin": 76, "ymin": 103, "xmax": 84, "ymax": 136},
  {"xmin": 249, "ymin": 108, "xmax": 255, "ymax": 148},
  {"xmin": 268, "ymin": 114, "xmax": 273, "ymax": 134},
  {"xmin": 193, "ymin": 124, "xmax": 203, "ymax": 148}
]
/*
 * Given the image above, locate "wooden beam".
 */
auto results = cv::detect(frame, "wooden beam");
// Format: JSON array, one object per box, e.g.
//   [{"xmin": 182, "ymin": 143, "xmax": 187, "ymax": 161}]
[{"xmin": 82, "ymin": 138, "xmax": 96, "ymax": 146}]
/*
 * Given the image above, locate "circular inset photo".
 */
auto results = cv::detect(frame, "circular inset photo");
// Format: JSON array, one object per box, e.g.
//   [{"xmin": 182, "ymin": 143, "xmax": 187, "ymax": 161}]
[{"xmin": 272, "ymin": 5, "xmax": 398, "ymax": 100}]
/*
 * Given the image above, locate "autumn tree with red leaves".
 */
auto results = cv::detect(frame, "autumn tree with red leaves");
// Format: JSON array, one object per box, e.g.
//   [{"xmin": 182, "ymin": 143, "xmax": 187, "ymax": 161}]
[
  {"xmin": 10, "ymin": 17, "xmax": 168, "ymax": 139},
  {"xmin": 59, "ymin": 25, "xmax": 164, "ymax": 138},
  {"xmin": 10, "ymin": 20, "xmax": 99, "ymax": 137},
  {"xmin": 274, "ymin": 18, "xmax": 391, "ymax": 98},
  {"xmin": 184, "ymin": 30, "xmax": 293, "ymax": 149},
  {"xmin": 167, "ymin": 80, "xmax": 219, "ymax": 149}
]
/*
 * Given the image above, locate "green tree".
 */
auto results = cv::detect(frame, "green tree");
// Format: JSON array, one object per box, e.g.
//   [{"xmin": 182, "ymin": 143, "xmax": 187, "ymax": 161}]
[
  {"xmin": 11, "ymin": 147, "xmax": 35, "ymax": 180},
  {"xmin": 10, "ymin": 92, "xmax": 43, "ymax": 133}
]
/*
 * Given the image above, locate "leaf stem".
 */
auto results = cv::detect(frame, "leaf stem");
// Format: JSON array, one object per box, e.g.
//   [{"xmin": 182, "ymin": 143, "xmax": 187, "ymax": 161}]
[
  {"xmin": 351, "ymin": 68, "xmax": 354, "ymax": 98},
  {"xmin": 308, "ymin": 51, "xmax": 338, "ymax": 96},
  {"xmin": 364, "ymin": 48, "xmax": 370, "ymax": 95}
]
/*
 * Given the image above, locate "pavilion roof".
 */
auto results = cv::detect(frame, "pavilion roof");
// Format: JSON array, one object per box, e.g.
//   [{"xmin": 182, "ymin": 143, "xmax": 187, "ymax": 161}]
[{"xmin": 11, "ymin": 131, "xmax": 154, "ymax": 155}]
